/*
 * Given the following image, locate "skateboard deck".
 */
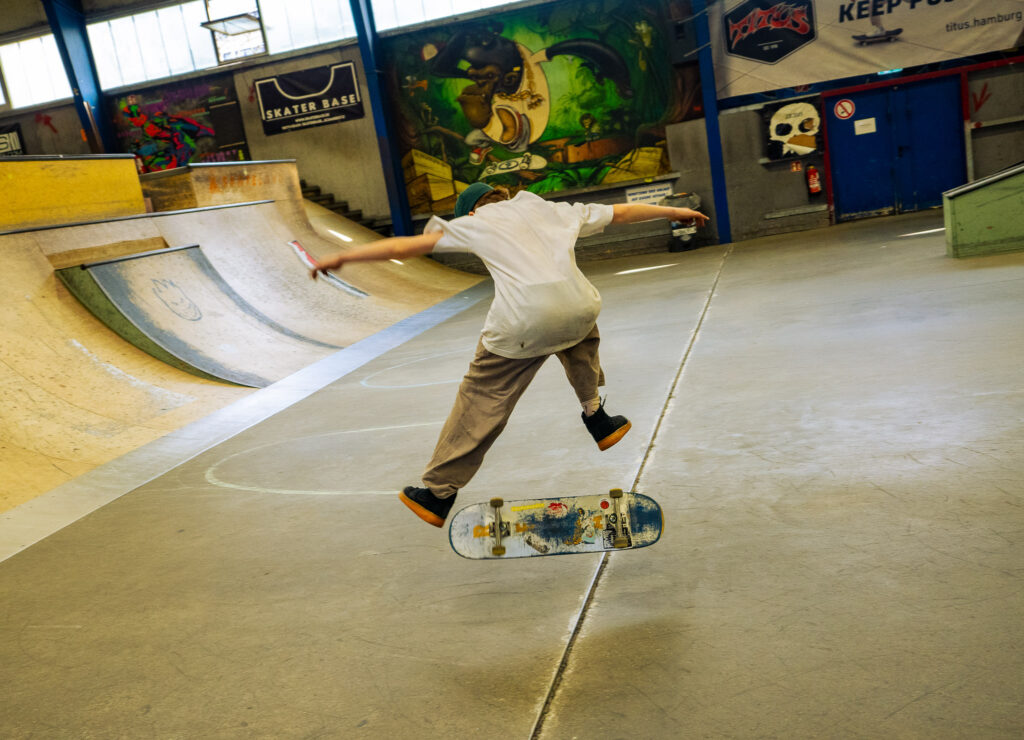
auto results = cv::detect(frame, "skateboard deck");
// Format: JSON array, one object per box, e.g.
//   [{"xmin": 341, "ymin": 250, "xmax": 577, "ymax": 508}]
[
  {"xmin": 852, "ymin": 28, "xmax": 902, "ymax": 45},
  {"xmin": 449, "ymin": 489, "xmax": 662, "ymax": 559}
]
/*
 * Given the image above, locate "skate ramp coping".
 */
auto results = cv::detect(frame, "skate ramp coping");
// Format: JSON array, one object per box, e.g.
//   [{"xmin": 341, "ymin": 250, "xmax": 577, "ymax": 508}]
[{"xmin": 140, "ymin": 160, "xmax": 303, "ymax": 211}]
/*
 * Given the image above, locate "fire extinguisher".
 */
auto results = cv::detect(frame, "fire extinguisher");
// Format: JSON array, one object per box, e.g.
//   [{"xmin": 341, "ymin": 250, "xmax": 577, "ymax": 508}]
[{"xmin": 806, "ymin": 165, "xmax": 822, "ymax": 194}]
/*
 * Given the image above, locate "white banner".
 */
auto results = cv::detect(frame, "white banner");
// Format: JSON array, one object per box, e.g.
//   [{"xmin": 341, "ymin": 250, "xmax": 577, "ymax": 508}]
[{"xmin": 711, "ymin": 0, "xmax": 1024, "ymax": 98}]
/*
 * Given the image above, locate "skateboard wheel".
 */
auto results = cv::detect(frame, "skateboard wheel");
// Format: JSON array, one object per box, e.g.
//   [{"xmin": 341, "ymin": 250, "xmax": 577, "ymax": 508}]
[
  {"xmin": 490, "ymin": 497, "xmax": 504, "ymax": 508},
  {"xmin": 609, "ymin": 489, "xmax": 623, "ymax": 499},
  {"xmin": 492, "ymin": 546, "xmax": 506, "ymax": 556}
]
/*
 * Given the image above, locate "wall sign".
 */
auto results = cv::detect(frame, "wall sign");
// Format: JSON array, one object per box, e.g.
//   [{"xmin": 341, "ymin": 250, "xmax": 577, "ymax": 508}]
[
  {"xmin": 854, "ymin": 118, "xmax": 877, "ymax": 135},
  {"xmin": 724, "ymin": 0, "xmax": 816, "ymax": 64},
  {"xmin": 834, "ymin": 99, "xmax": 855, "ymax": 120},
  {"xmin": 763, "ymin": 99, "xmax": 821, "ymax": 160},
  {"xmin": 254, "ymin": 63, "xmax": 365, "ymax": 136},
  {"xmin": 712, "ymin": 0, "xmax": 1024, "ymax": 98},
  {"xmin": 0, "ymin": 123, "xmax": 25, "ymax": 155},
  {"xmin": 625, "ymin": 181, "xmax": 675, "ymax": 204}
]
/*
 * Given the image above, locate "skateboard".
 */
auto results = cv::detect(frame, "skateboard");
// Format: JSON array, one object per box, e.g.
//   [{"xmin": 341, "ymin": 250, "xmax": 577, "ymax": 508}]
[
  {"xmin": 449, "ymin": 489, "xmax": 663, "ymax": 559},
  {"xmin": 852, "ymin": 28, "xmax": 902, "ymax": 45}
]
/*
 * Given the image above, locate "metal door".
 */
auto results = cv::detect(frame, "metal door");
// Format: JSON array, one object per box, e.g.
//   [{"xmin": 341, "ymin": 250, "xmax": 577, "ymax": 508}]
[{"xmin": 827, "ymin": 76, "xmax": 966, "ymax": 221}]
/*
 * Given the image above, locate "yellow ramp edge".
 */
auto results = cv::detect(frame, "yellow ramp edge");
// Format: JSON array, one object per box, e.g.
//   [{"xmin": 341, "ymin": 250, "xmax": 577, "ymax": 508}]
[{"xmin": 1, "ymin": 156, "xmax": 146, "ymax": 230}]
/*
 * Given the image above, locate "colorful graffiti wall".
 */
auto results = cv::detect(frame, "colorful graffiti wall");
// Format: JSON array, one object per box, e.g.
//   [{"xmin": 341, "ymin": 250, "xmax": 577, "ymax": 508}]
[
  {"xmin": 109, "ymin": 75, "xmax": 249, "ymax": 173},
  {"xmin": 383, "ymin": 0, "xmax": 700, "ymax": 214}
]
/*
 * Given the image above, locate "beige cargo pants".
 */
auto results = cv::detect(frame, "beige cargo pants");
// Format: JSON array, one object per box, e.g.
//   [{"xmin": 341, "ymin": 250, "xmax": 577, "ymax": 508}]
[{"xmin": 421, "ymin": 324, "xmax": 604, "ymax": 498}]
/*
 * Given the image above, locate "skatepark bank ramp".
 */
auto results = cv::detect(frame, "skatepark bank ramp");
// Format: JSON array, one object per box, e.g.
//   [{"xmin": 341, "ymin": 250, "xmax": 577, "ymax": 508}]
[
  {"xmin": 0, "ymin": 157, "xmax": 479, "ymax": 512},
  {"xmin": 58, "ymin": 244, "xmax": 343, "ymax": 388}
]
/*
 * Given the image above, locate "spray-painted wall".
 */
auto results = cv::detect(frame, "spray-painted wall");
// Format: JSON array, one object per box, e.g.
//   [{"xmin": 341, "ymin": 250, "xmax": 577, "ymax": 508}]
[
  {"xmin": 380, "ymin": 0, "xmax": 701, "ymax": 214},
  {"xmin": 108, "ymin": 74, "xmax": 247, "ymax": 172}
]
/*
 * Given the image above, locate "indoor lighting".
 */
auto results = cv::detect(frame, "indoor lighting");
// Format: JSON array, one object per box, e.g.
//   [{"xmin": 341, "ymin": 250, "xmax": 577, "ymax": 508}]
[{"xmin": 615, "ymin": 264, "xmax": 678, "ymax": 276}]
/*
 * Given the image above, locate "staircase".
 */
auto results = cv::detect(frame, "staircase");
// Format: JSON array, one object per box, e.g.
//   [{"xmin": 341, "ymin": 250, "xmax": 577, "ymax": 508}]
[{"xmin": 300, "ymin": 180, "xmax": 386, "ymax": 235}]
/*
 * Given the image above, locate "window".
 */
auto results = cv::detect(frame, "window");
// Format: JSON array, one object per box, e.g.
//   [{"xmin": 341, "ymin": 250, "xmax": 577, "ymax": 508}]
[
  {"xmin": 204, "ymin": 0, "xmax": 266, "ymax": 62},
  {"xmin": 259, "ymin": 0, "xmax": 518, "ymax": 54},
  {"xmin": 78, "ymin": 0, "xmax": 525, "ymax": 93},
  {"xmin": 370, "ymin": 0, "xmax": 514, "ymax": 31},
  {"xmin": 87, "ymin": 2, "xmax": 218, "ymax": 89},
  {"xmin": 259, "ymin": 0, "xmax": 356, "ymax": 54},
  {"xmin": 0, "ymin": 34, "xmax": 73, "ymax": 108}
]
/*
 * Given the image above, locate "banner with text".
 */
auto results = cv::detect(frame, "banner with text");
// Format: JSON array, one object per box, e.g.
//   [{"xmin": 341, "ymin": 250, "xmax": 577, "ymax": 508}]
[
  {"xmin": 0, "ymin": 123, "xmax": 25, "ymax": 155},
  {"xmin": 710, "ymin": 0, "xmax": 1024, "ymax": 98},
  {"xmin": 255, "ymin": 63, "xmax": 365, "ymax": 136}
]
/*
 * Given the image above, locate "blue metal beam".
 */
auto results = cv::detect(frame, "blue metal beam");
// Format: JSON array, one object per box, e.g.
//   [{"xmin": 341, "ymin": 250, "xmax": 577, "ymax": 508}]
[
  {"xmin": 41, "ymin": 0, "xmax": 117, "ymax": 153},
  {"xmin": 349, "ymin": 0, "xmax": 414, "ymax": 236},
  {"xmin": 692, "ymin": 0, "xmax": 732, "ymax": 244}
]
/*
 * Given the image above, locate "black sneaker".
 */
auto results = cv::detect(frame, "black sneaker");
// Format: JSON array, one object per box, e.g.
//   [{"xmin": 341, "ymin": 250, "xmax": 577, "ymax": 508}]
[
  {"xmin": 582, "ymin": 404, "xmax": 632, "ymax": 451},
  {"xmin": 400, "ymin": 486, "xmax": 456, "ymax": 528}
]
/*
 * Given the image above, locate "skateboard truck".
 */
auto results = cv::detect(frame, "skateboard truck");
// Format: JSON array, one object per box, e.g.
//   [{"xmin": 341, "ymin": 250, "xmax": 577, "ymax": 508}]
[
  {"xmin": 609, "ymin": 489, "xmax": 630, "ymax": 548},
  {"xmin": 489, "ymin": 498, "xmax": 509, "ymax": 556}
]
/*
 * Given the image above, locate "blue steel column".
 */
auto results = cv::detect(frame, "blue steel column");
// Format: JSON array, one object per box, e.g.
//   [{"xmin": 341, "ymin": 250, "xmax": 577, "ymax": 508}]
[
  {"xmin": 349, "ymin": 0, "xmax": 414, "ymax": 236},
  {"xmin": 691, "ymin": 0, "xmax": 732, "ymax": 244},
  {"xmin": 41, "ymin": 0, "xmax": 116, "ymax": 153}
]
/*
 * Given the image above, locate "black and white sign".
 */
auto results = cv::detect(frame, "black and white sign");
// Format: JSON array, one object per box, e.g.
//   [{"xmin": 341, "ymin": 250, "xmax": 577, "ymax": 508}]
[
  {"xmin": 0, "ymin": 123, "xmax": 25, "ymax": 156},
  {"xmin": 254, "ymin": 63, "xmax": 365, "ymax": 136}
]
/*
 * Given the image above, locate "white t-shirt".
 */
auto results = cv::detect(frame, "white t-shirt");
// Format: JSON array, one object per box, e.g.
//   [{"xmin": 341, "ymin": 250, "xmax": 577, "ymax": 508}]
[{"xmin": 424, "ymin": 191, "xmax": 614, "ymax": 359}]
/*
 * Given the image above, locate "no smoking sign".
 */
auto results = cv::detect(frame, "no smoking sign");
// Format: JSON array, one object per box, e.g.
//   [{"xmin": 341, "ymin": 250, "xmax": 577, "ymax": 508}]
[{"xmin": 834, "ymin": 99, "xmax": 856, "ymax": 120}]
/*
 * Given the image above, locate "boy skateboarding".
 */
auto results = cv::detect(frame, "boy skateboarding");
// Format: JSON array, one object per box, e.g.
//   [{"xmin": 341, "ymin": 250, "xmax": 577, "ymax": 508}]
[{"xmin": 311, "ymin": 183, "xmax": 707, "ymax": 527}]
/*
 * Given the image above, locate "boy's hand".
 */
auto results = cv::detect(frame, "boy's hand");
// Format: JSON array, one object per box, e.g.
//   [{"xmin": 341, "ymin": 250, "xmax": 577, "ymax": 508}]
[
  {"xmin": 674, "ymin": 208, "xmax": 709, "ymax": 227},
  {"xmin": 310, "ymin": 254, "xmax": 344, "ymax": 280}
]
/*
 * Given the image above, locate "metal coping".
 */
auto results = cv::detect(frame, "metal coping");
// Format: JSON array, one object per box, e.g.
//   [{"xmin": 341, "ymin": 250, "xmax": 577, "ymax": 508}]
[
  {"xmin": 944, "ymin": 160, "xmax": 1024, "ymax": 199},
  {"xmin": 188, "ymin": 160, "xmax": 297, "ymax": 167},
  {"xmin": 78, "ymin": 243, "xmax": 200, "ymax": 269},
  {"xmin": 138, "ymin": 160, "xmax": 299, "ymax": 179},
  {"xmin": 0, "ymin": 154, "xmax": 136, "ymax": 161},
  {"xmin": 0, "ymin": 200, "xmax": 275, "ymax": 237}
]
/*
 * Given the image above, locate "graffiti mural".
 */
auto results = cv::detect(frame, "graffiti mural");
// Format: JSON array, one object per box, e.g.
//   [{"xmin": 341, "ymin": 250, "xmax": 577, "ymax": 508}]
[
  {"xmin": 110, "ymin": 75, "xmax": 249, "ymax": 173},
  {"xmin": 383, "ymin": 0, "xmax": 700, "ymax": 213}
]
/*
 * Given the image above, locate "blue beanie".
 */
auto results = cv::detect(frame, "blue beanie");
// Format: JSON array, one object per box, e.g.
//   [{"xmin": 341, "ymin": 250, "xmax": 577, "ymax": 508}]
[{"xmin": 455, "ymin": 182, "xmax": 494, "ymax": 218}]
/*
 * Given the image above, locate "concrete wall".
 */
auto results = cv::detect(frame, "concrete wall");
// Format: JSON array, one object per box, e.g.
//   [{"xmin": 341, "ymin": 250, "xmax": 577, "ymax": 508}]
[
  {"xmin": 664, "ymin": 109, "xmax": 829, "ymax": 244},
  {"xmin": 665, "ymin": 118, "xmax": 718, "ymax": 243},
  {"xmin": 967, "ymin": 65, "xmax": 1024, "ymax": 179},
  {"xmin": 231, "ymin": 46, "xmax": 390, "ymax": 221},
  {"xmin": 0, "ymin": 1, "xmax": 47, "ymax": 36},
  {"xmin": 720, "ymin": 109, "xmax": 829, "ymax": 242},
  {"xmin": 0, "ymin": 103, "xmax": 92, "ymax": 156}
]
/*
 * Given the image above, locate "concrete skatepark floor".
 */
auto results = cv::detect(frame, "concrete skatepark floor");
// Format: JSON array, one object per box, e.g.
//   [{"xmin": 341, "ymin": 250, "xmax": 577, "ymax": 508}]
[{"xmin": 2, "ymin": 211, "xmax": 1023, "ymax": 738}]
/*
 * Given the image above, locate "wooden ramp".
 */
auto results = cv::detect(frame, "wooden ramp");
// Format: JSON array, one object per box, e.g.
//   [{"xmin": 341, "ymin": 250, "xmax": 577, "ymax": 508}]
[
  {"xmin": 58, "ymin": 244, "xmax": 342, "ymax": 388},
  {"xmin": 0, "ymin": 158, "xmax": 480, "ymax": 511}
]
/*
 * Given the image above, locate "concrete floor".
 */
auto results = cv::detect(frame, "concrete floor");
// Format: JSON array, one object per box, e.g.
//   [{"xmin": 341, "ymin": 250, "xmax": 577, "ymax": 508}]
[{"xmin": 1, "ymin": 211, "xmax": 1022, "ymax": 738}]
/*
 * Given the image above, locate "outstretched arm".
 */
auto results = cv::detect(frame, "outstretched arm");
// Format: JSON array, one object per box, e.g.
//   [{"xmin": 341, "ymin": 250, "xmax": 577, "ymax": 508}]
[
  {"xmin": 310, "ymin": 231, "xmax": 443, "ymax": 280},
  {"xmin": 611, "ymin": 203, "xmax": 709, "ymax": 227}
]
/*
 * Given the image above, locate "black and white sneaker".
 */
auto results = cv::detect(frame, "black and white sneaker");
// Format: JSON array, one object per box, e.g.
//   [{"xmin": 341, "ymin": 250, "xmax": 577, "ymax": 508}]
[
  {"xmin": 399, "ymin": 486, "xmax": 456, "ymax": 528},
  {"xmin": 582, "ymin": 404, "xmax": 632, "ymax": 451}
]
